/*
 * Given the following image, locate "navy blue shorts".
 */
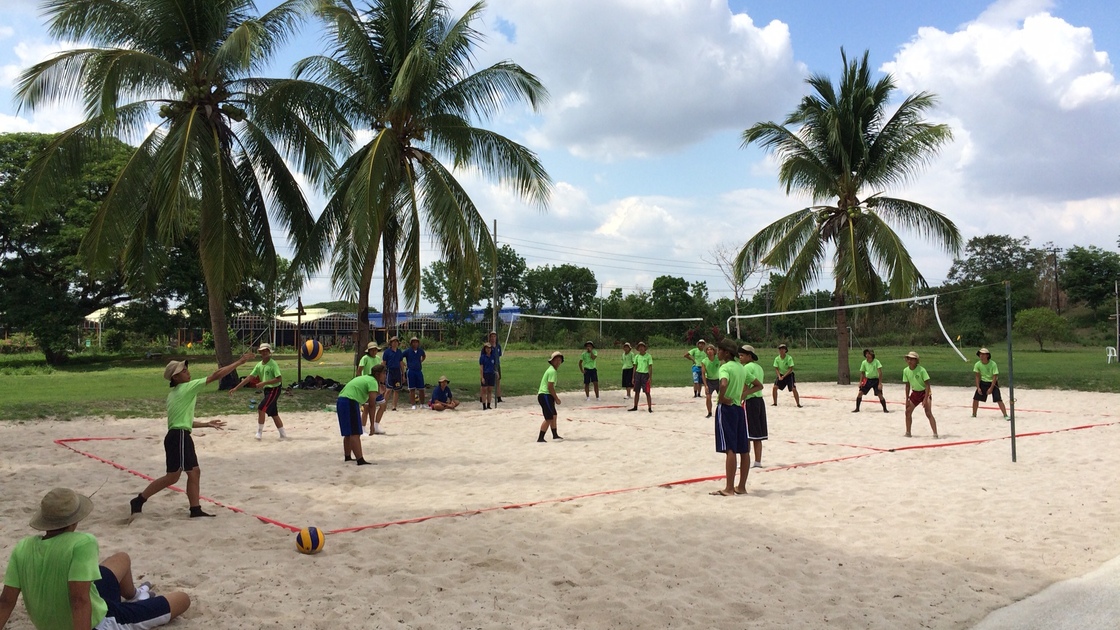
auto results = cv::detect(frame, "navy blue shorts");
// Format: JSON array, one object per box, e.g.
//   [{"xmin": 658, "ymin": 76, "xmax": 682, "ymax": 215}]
[
  {"xmin": 859, "ymin": 378, "xmax": 882, "ymax": 395},
  {"xmin": 96, "ymin": 565, "xmax": 173, "ymax": 627},
  {"xmin": 482, "ymin": 372, "xmax": 496, "ymax": 387},
  {"xmin": 583, "ymin": 368, "xmax": 598, "ymax": 384},
  {"xmin": 745, "ymin": 397, "xmax": 768, "ymax": 440},
  {"xmin": 336, "ymin": 397, "xmax": 362, "ymax": 436},
  {"xmin": 537, "ymin": 393, "xmax": 557, "ymax": 420},
  {"xmin": 257, "ymin": 386, "xmax": 281, "ymax": 416},
  {"xmin": 715, "ymin": 404, "xmax": 748, "ymax": 453},
  {"xmin": 164, "ymin": 429, "xmax": 198, "ymax": 473},
  {"xmin": 406, "ymin": 369, "xmax": 425, "ymax": 390}
]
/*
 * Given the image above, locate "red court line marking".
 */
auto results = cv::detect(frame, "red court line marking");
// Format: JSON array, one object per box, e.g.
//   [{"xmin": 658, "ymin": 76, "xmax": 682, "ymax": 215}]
[
  {"xmin": 56, "ymin": 419, "xmax": 1120, "ymax": 534},
  {"xmin": 55, "ymin": 438, "xmax": 301, "ymax": 532}
]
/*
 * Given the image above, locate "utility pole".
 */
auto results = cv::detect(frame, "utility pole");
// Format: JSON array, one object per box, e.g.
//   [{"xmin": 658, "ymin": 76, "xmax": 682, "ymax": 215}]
[
  {"xmin": 492, "ymin": 220, "xmax": 499, "ymax": 336},
  {"xmin": 1043, "ymin": 246, "xmax": 1063, "ymax": 314}
]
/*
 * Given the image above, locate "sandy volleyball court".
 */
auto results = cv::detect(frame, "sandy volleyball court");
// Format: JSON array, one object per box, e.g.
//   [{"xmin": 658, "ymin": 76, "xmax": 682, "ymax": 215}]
[{"xmin": 2, "ymin": 384, "xmax": 1119, "ymax": 629}]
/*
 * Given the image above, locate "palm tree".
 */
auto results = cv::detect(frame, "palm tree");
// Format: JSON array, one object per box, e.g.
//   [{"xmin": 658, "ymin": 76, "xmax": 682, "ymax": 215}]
[
  {"xmin": 285, "ymin": 0, "xmax": 551, "ymax": 357},
  {"xmin": 735, "ymin": 50, "xmax": 961, "ymax": 384},
  {"xmin": 16, "ymin": 0, "xmax": 337, "ymax": 377}
]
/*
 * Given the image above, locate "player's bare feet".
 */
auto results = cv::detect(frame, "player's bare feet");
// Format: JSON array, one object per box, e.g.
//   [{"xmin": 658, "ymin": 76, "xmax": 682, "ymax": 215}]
[
  {"xmin": 904, "ymin": 433, "xmax": 912, "ymax": 437},
  {"xmin": 734, "ymin": 487, "xmax": 747, "ymax": 495}
]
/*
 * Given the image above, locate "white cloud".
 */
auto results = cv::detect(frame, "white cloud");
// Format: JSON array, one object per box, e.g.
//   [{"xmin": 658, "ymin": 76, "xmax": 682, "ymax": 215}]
[
  {"xmin": 464, "ymin": 0, "xmax": 804, "ymax": 160},
  {"xmin": 882, "ymin": 2, "xmax": 1120, "ymax": 201}
]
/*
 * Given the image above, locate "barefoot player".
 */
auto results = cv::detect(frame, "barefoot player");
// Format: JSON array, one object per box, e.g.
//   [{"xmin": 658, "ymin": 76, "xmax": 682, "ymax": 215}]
[{"xmin": 710, "ymin": 340, "xmax": 748, "ymax": 496}]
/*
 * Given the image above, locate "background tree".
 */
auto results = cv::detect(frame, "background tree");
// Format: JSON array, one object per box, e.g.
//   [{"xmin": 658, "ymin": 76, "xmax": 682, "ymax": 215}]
[
  {"xmin": 421, "ymin": 259, "xmax": 480, "ymax": 323},
  {"xmin": 0, "ymin": 133, "xmax": 132, "ymax": 363},
  {"xmin": 704, "ymin": 242, "xmax": 763, "ymax": 339},
  {"xmin": 1014, "ymin": 307, "xmax": 1069, "ymax": 351},
  {"xmin": 480, "ymin": 244, "xmax": 528, "ymax": 313},
  {"xmin": 517, "ymin": 264, "xmax": 597, "ymax": 320},
  {"xmin": 16, "ymin": 0, "xmax": 330, "ymax": 383},
  {"xmin": 1062, "ymin": 245, "xmax": 1120, "ymax": 310},
  {"xmin": 942, "ymin": 235, "xmax": 1043, "ymax": 344},
  {"xmin": 735, "ymin": 49, "xmax": 960, "ymax": 384},
  {"xmin": 286, "ymin": 0, "xmax": 551, "ymax": 363}
]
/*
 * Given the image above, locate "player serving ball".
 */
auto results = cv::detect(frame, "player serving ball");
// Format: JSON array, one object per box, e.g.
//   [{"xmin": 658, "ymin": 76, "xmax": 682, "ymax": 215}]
[
  {"xmin": 229, "ymin": 343, "xmax": 286, "ymax": 440},
  {"xmin": 853, "ymin": 348, "xmax": 889, "ymax": 413},
  {"xmin": 130, "ymin": 353, "xmax": 254, "ymax": 519}
]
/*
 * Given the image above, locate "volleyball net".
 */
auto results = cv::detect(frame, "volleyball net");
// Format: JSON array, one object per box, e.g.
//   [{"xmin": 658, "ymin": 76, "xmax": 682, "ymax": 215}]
[{"xmin": 726, "ymin": 293, "xmax": 968, "ymax": 362}]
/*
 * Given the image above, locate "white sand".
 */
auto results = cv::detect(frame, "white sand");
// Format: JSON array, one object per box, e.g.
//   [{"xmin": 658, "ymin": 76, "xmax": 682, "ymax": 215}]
[{"xmin": 2, "ymin": 384, "xmax": 1120, "ymax": 629}]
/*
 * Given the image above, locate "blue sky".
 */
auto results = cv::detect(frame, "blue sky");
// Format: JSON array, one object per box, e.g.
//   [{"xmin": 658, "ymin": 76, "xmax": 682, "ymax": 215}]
[{"xmin": 2, "ymin": 0, "xmax": 1119, "ymax": 311}]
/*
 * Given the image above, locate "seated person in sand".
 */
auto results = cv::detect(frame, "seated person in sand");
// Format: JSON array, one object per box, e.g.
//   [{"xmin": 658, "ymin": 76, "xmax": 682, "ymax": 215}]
[
  {"xmin": 0, "ymin": 488, "xmax": 191, "ymax": 630},
  {"xmin": 429, "ymin": 376, "xmax": 460, "ymax": 411}
]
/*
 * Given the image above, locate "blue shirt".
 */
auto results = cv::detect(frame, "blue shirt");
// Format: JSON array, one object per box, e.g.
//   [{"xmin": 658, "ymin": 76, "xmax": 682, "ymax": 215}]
[
  {"xmin": 382, "ymin": 348, "xmax": 404, "ymax": 372},
  {"xmin": 490, "ymin": 342, "xmax": 502, "ymax": 369},
  {"xmin": 430, "ymin": 385, "xmax": 453, "ymax": 404},
  {"xmin": 480, "ymin": 352, "xmax": 496, "ymax": 374},
  {"xmin": 403, "ymin": 347, "xmax": 425, "ymax": 371}
]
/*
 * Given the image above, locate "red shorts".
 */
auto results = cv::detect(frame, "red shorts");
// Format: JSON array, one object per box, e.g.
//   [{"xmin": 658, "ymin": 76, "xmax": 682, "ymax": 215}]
[{"xmin": 908, "ymin": 390, "xmax": 927, "ymax": 405}]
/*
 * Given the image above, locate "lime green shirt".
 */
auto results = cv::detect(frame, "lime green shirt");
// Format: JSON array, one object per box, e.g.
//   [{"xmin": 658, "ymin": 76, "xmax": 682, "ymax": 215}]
[
  {"xmin": 744, "ymin": 361, "xmax": 765, "ymax": 399},
  {"xmin": 718, "ymin": 360, "xmax": 746, "ymax": 406},
  {"xmin": 358, "ymin": 354, "xmax": 378, "ymax": 376},
  {"xmin": 3, "ymin": 532, "xmax": 108, "ymax": 629},
  {"xmin": 701, "ymin": 355, "xmax": 721, "ymax": 380},
  {"xmin": 974, "ymin": 360, "xmax": 999, "ymax": 383},
  {"xmin": 773, "ymin": 354, "xmax": 795, "ymax": 374},
  {"xmin": 340, "ymin": 375, "xmax": 379, "ymax": 403},
  {"xmin": 250, "ymin": 358, "xmax": 282, "ymax": 389},
  {"xmin": 860, "ymin": 358, "xmax": 883, "ymax": 379},
  {"xmin": 538, "ymin": 365, "xmax": 558, "ymax": 395},
  {"xmin": 621, "ymin": 351, "xmax": 635, "ymax": 370},
  {"xmin": 903, "ymin": 365, "xmax": 930, "ymax": 391},
  {"xmin": 634, "ymin": 352, "xmax": 654, "ymax": 374},
  {"xmin": 579, "ymin": 350, "xmax": 598, "ymax": 370},
  {"xmin": 688, "ymin": 347, "xmax": 705, "ymax": 366},
  {"xmin": 167, "ymin": 377, "xmax": 208, "ymax": 431}
]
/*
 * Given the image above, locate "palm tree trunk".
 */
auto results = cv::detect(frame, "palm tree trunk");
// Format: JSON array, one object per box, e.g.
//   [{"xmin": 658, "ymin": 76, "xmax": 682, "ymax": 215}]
[
  {"xmin": 834, "ymin": 284, "xmax": 851, "ymax": 385},
  {"xmin": 355, "ymin": 239, "xmax": 380, "ymax": 368},
  {"xmin": 205, "ymin": 274, "xmax": 239, "ymax": 390}
]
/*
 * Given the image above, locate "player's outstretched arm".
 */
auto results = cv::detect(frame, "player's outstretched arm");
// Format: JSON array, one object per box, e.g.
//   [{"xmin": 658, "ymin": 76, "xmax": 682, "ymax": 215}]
[{"xmin": 207, "ymin": 352, "xmax": 254, "ymax": 385}]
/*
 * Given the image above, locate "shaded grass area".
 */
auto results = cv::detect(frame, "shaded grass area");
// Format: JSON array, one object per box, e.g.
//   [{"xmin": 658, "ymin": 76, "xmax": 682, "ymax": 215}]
[{"xmin": 1, "ymin": 344, "xmax": 1117, "ymax": 421}]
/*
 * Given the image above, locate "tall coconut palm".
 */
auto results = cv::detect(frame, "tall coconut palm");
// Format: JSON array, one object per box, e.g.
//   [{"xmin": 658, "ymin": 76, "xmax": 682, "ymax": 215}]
[
  {"xmin": 285, "ymin": 0, "xmax": 551, "ymax": 357},
  {"xmin": 735, "ymin": 50, "xmax": 961, "ymax": 384},
  {"xmin": 16, "ymin": 0, "xmax": 338, "ymax": 377}
]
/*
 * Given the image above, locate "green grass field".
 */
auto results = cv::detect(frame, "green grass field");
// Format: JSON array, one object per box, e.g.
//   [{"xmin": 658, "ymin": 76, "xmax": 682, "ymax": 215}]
[{"xmin": 1, "ymin": 343, "xmax": 1117, "ymax": 421}]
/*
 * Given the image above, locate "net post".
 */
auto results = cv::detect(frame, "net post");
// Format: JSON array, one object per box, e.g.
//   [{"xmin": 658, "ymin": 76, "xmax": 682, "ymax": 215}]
[{"xmin": 1005, "ymin": 281, "xmax": 1016, "ymax": 463}]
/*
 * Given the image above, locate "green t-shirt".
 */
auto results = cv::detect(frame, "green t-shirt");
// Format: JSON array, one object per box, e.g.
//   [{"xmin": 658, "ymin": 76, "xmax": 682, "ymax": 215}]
[
  {"xmin": 860, "ymin": 358, "xmax": 883, "ymax": 379},
  {"xmin": 688, "ymin": 347, "xmax": 705, "ymax": 366},
  {"xmin": 3, "ymin": 532, "xmax": 108, "ymax": 629},
  {"xmin": 250, "ymin": 358, "xmax": 282, "ymax": 389},
  {"xmin": 718, "ymin": 360, "xmax": 746, "ymax": 406},
  {"xmin": 773, "ymin": 354, "xmax": 795, "ymax": 374},
  {"xmin": 903, "ymin": 365, "xmax": 930, "ymax": 391},
  {"xmin": 580, "ymin": 350, "xmax": 598, "ymax": 370},
  {"xmin": 340, "ymin": 375, "xmax": 379, "ymax": 403},
  {"xmin": 621, "ymin": 351, "xmax": 635, "ymax": 369},
  {"xmin": 701, "ymin": 356, "xmax": 721, "ymax": 380},
  {"xmin": 744, "ymin": 361, "xmax": 765, "ymax": 399},
  {"xmin": 538, "ymin": 365, "xmax": 558, "ymax": 395},
  {"xmin": 974, "ymin": 360, "xmax": 999, "ymax": 383},
  {"xmin": 634, "ymin": 352, "xmax": 653, "ymax": 374},
  {"xmin": 358, "ymin": 354, "xmax": 378, "ymax": 376},
  {"xmin": 167, "ymin": 377, "xmax": 208, "ymax": 431}
]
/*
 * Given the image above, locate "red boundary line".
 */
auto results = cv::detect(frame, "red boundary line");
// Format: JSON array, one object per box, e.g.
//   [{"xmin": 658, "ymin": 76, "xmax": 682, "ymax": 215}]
[{"xmin": 55, "ymin": 419, "xmax": 1120, "ymax": 535}]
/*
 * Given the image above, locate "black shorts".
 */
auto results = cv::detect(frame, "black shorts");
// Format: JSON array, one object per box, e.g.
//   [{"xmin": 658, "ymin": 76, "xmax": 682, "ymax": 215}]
[
  {"xmin": 583, "ymin": 368, "xmax": 598, "ymax": 384},
  {"xmin": 622, "ymin": 368, "xmax": 634, "ymax": 388},
  {"xmin": 633, "ymin": 372, "xmax": 651, "ymax": 393},
  {"xmin": 164, "ymin": 429, "xmax": 199, "ymax": 473},
  {"xmin": 776, "ymin": 373, "xmax": 796, "ymax": 390},
  {"xmin": 257, "ymin": 386, "xmax": 281, "ymax": 416},
  {"xmin": 537, "ymin": 393, "xmax": 557, "ymax": 420},
  {"xmin": 974, "ymin": 381, "xmax": 1002, "ymax": 402},
  {"xmin": 859, "ymin": 378, "xmax": 882, "ymax": 395},
  {"xmin": 482, "ymin": 372, "xmax": 496, "ymax": 387},
  {"xmin": 387, "ymin": 369, "xmax": 404, "ymax": 391},
  {"xmin": 744, "ymin": 397, "xmax": 768, "ymax": 440}
]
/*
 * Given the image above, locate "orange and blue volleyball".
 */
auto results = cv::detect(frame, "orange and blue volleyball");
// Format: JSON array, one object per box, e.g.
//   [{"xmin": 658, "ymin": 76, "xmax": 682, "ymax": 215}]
[
  {"xmin": 301, "ymin": 339, "xmax": 324, "ymax": 361},
  {"xmin": 295, "ymin": 526, "xmax": 325, "ymax": 554}
]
